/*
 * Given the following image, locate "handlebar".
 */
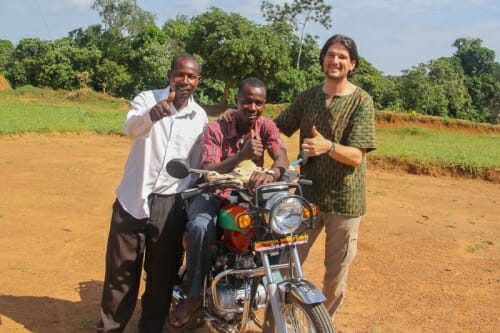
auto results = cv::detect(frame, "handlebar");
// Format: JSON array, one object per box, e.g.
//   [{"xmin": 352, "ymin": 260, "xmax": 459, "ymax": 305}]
[
  {"xmin": 298, "ymin": 179, "xmax": 313, "ymax": 186},
  {"xmin": 166, "ymin": 159, "xmax": 313, "ymax": 200},
  {"xmin": 180, "ymin": 178, "xmax": 248, "ymax": 200}
]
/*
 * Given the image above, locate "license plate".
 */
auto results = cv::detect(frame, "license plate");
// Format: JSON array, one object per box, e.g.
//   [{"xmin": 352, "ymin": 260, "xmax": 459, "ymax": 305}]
[{"xmin": 254, "ymin": 234, "xmax": 309, "ymax": 252}]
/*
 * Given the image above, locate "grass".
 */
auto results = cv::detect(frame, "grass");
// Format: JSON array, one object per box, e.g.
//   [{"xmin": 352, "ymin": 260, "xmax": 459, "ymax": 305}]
[
  {"xmin": 466, "ymin": 242, "xmax": 490, "ymax": 253},
  {"xmin": 1, "ymin": 86, "xmax": 499, "ymax": 177},
  {"xmin": 376, "ymin": 110, "xmax": 500, "ymax": 133},
  {"xmin": 0, "ymin": 101, "xmax": 126, "ymax": 134},
  {"xmin": 0, "ymin": 86, "xmax": 128, "ymax": 135},
  {"xmin": 373, "ymin": 126, "xmax": 500, "ymax": 173}
]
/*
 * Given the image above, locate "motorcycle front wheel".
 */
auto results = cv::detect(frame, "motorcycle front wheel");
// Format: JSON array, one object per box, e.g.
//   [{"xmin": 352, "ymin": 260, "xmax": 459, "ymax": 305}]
[{"xmin": 264, "ymin": 293, "xmax": 336, "ymax": 333}]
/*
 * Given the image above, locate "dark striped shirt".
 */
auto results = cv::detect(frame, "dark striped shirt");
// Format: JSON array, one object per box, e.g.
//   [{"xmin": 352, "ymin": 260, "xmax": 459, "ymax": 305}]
[{"xmin": 275, "ymin": 84, "xmax": 376, "ymax": 216}]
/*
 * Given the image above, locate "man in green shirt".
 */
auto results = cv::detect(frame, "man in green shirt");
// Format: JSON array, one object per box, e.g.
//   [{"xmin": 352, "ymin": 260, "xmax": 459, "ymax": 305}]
[{"xmin": 274, "ymin": 34, "xmax": 376, "ymax": 322}]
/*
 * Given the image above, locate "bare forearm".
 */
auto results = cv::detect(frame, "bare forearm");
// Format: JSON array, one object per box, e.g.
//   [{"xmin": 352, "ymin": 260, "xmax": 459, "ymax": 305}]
[
  {"xmin": 205, "ymin": 152, "xmax": 246, "ymax": 174},
  {"xmin": 269, "ymin": 149, "xmax": 289, "ymax": 179},
  {"xmin": 327, "ymin": 142, "xmax": 365, "ymax": 167},
  {"xmin": 303, "ymin": 135, "xmax": 364, "ymax": 168}
]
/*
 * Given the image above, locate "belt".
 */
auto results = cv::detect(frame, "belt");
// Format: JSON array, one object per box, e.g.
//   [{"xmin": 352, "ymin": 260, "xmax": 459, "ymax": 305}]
[{"xmin": 149, "ymin": 192, "xmax": 179, "ymax": 199}]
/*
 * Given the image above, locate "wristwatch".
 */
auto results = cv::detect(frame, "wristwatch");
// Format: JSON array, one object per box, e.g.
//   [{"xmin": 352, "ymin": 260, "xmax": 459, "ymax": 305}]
[
  {"xmin": 327, "ymin": 142, "xmax": 336, "ymax": 156},
  {"xmin": 265, "ymin": 169, "xmax": 275, "ymax": 178}
]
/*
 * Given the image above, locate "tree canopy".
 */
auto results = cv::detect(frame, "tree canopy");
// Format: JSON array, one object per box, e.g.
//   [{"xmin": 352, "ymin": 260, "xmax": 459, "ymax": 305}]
[
  {"xmin": 261, "ymin": 0, "xmax": 332, "ymax": 70},
  {"xmin": 186, "ymin": 7, "xmax": 292, "ymax": 103},
  {"xmin": 1, "ymin": 1, "xmax": 499, "ymax": 123}
]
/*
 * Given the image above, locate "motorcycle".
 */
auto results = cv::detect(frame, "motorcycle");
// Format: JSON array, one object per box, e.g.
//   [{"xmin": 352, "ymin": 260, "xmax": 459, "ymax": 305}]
[{"xmin": 166, "ymin": 158, "xmax": 335, "ymax": 333}]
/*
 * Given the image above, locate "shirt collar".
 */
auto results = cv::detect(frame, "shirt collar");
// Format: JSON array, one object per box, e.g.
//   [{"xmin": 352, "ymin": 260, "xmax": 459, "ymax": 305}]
[{"xmin": 167, "ymin": 86, "xmax": 198, "ymax": 120}]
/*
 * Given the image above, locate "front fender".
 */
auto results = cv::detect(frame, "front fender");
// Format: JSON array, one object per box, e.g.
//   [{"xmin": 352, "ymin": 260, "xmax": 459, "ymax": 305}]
[{"xmin": 278, "ymin": 278, "xmax": 326, "ymax": 304}]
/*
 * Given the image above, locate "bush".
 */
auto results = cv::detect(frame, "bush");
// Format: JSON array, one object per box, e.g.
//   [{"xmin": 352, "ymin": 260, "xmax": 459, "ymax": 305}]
[
  {"xmin": 376, "ymin": 110, "xmax": 500, "ymax": 133},
  {"xmin": 202, "ymin": 103, "xmax": 288, "ymax": 120}
]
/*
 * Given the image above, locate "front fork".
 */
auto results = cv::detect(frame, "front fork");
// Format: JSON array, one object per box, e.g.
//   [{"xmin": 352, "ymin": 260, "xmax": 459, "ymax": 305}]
[
  {"xmin": 261, "ymin": 251, "xmax": 286, "ymax": 333},
  {"xmin": 261, "ymin": 244, "xmax": 324, "ymax": 333},
  {"xmin": 206, "ymin": 245, "xmax": 325, "ymax": 333}
]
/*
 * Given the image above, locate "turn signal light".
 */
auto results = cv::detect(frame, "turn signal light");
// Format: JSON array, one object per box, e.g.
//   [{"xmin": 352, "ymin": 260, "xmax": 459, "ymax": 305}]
[
  {"xmin": 236, "ymin": 213, "xmax": 252, "ymax": 229},
  {"xmin": 303, "ymin": 204, "xmax": 318, "ymax": 218}
]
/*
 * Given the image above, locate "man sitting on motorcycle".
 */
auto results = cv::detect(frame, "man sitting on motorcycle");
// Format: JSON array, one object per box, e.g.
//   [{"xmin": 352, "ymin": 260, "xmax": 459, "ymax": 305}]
[{"xmin": 169, "ymin": 77, "xmax": 290, "ymax": 328}]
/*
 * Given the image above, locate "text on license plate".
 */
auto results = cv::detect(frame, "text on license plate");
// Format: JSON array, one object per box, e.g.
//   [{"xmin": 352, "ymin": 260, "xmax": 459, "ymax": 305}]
[{"xmin": 254, "ymin": 234, "xmax": 309, "ymax": 252}]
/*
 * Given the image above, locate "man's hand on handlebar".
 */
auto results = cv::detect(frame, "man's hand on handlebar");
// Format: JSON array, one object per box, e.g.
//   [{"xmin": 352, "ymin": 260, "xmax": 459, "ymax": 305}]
[{"xmin": 247, "ymin": 170, "xmax": 275, "ymax": 193}]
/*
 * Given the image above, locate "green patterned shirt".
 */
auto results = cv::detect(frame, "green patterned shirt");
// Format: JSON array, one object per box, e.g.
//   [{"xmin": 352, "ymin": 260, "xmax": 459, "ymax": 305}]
[{"xmin": 275, "ymin": 84, "xmax": 376, "ymax": 216}]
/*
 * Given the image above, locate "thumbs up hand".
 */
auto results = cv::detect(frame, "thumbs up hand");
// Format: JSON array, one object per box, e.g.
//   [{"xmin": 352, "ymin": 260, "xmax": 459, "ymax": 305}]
[
  {"xmin": 301, "ymin": 125, "xmax": 333, "ymax": 156},
  {"xmin": 150, "ymin": 89, "xmax": 176, "ymax": 122},
  {"xmin": 239, "ymin": 128, "xmax": 263, "ymax": 160},
  {"xmin": 311, "ymin": 125, "xmax": 322, "ymax": 137}
]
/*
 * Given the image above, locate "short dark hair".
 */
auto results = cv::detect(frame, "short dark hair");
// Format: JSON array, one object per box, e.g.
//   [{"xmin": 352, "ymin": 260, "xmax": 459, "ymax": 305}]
[
  {"xmin": 170, "ymin": 53, "xmax": 201, "ymax": 72},
  {"xmin": 319, "ymin": 34, "xmax": 359, "ymax": 78},
  {"xmin": 237, "ymin": 77, "xmax": 267, "ymax": 94}
]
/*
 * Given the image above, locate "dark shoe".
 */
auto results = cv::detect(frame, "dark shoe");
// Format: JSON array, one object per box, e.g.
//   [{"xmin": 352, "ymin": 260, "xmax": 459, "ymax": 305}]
[{"xmin": 169, "ymin": 297, "xmax": 202, "ymax": 328}]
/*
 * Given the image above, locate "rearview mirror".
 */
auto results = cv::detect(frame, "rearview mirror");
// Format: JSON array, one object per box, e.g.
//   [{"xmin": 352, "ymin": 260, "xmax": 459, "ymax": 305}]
[{"xmin": 166, "ymin": 158, "xmax": 190, "ymax": 178}]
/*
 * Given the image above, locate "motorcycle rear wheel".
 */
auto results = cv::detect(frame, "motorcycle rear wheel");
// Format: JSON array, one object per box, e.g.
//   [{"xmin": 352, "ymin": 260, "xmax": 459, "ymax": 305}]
[{"xmin": 264, "ymin": 293, "xmax": 335, "ymax": 333}]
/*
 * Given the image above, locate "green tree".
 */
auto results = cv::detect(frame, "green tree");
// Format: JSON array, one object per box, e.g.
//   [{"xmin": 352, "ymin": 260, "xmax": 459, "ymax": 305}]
[
  {"xmin": 453, "ymin": 38, "xmax": 496, "ymax": 76},
  {"xmin": 186, "ymin": 7, "xmax": 291, "ymax": 104},
  {"xmin": 67, "ymin": 26, "xmax": 104, "ymax": 90},
  {"xmin": 6, "ymin": 38, "xmax": 81, "ymax": 90},
  {"xmin": 90, "ymin": 0, "xmax": 160, "ymax": 96},
  {"xmin": 269, "ymin": 35, "xmax": 323, "ymax": 103},
  {"xmin": 261, "ymin": 0, "xmax": 332, "ymax": 69},
  {"xmin": 353, "ymin": 58, "xmax": 406, "ymax": 111},
  {"xmin": 399, "ymin": 64, "xmax": 448, "ymax": 116},
  {"xmin": 39, "ymin": 38, "xmax": 78, "ymax": 90},
  {"xmin": 427, "ymin": 57, "xmax": 471, "ymax": 119},
  {"xmin": 7, "ymin": 38, "xmax": 52, "ymax": 87},
  {"xmin": 491, "ymin": 91, "xmax": 500, "ymax": 124},
  {"xmin": 270, "ymin": 68, "xmax": 309, "ymax": 102},
  {"xmin": 295, "ymin": 34, "xmax": 322, "ymax": 73},
  {"xmin": 89, "ymin": 1, "xmax": 136, "ymax": 62},
  {"xmin": 0, "ymin": 39, "xmax": 14, "ymax": 74},
  {"xmin": 129, "ymin": 24, "xmax": 172, "ymax": 92},
  {"xmin": 91, "ymin": 0, "xmax": 155, "ymax": 36},
  {"xmin": 376, "ymin": 76, "xmax": 402, "ymax": 110},
  {"xmin": 94, "ymin": 58, "xmax": 131, "ymax": 95},
  {"xmin": 352, "ymin": 58, "xmax": 388, "ymax": 109},
  {"xmin": 453, "ymin": 37, "xmax": 499, "ymax": 122},
  {"xmin": 68, "ymin": 25, "xmax": 103, "ymax": 49},
  {"xmin": 463, "ymin": 74, "xmax": 499, "ymax": 122},
  {"xmin": 162, "ymin": 15, "xmax": 191, "ymax": 55}
]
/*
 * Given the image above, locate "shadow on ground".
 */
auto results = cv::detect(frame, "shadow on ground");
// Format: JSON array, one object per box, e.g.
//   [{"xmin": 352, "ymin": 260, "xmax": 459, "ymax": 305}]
[{"xmin": 0, "ymin": 280, "xmax": 102, "ymax": 332}]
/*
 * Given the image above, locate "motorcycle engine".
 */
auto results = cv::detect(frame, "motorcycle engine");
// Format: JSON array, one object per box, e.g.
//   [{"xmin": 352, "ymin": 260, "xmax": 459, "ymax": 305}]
[{"xmin": 211, "ymin": 279, "xmax": 267, "ymax": 318}]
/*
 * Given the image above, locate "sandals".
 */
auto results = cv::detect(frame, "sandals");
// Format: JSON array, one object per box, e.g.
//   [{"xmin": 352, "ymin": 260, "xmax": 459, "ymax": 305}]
[{"xmin": 169, "ymin": 296, "xmax": 202, "ymax": 328}]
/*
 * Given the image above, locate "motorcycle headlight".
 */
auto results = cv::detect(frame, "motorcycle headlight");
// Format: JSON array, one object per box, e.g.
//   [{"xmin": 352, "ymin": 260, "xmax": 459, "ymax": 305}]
[{"xmin": 265, "ymin": 193, "xmax": 305, "ymax": 234}]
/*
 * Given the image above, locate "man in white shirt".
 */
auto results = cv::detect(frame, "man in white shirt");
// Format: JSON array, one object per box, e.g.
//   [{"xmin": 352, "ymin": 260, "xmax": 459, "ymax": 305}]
[{"xmin": 97, "ymin": 54, "xmax": 208, "ymax": 333}]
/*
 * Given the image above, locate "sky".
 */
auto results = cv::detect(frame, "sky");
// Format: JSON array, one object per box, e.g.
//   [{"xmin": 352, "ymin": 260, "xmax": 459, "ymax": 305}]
[{"xmin": 0, "ymin": 0, "xmax": 499, "ymax": 76}]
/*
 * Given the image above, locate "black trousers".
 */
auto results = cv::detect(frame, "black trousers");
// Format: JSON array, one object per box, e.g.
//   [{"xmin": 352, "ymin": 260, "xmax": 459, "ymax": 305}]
[{"xmin": 98, "ymin": 194, "xmax": 186, "ymax": 333}]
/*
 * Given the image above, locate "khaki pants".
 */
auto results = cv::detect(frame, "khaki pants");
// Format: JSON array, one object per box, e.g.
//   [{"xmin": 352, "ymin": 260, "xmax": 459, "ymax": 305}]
[{"xmin": 299, "ymin": 212, "xmax": 362, "ymax": 319}]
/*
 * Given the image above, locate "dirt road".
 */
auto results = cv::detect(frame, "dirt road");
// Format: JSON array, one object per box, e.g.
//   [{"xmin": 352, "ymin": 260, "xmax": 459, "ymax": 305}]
[{"xmin": 0, "ymin": 133, "xmax": 498, "ymax": 333}]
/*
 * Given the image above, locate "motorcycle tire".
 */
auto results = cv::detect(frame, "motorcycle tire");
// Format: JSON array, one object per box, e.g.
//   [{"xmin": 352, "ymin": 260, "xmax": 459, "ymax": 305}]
[{"xmin": 263, "ymin": 293, "xmax": 336, "ymax": 333}]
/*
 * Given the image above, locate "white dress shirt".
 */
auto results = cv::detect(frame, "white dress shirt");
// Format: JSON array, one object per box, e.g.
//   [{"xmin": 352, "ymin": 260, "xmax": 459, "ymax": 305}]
[{"xmin": 116, "ymin": 86, "xmax": 208, "ymax": 219}]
